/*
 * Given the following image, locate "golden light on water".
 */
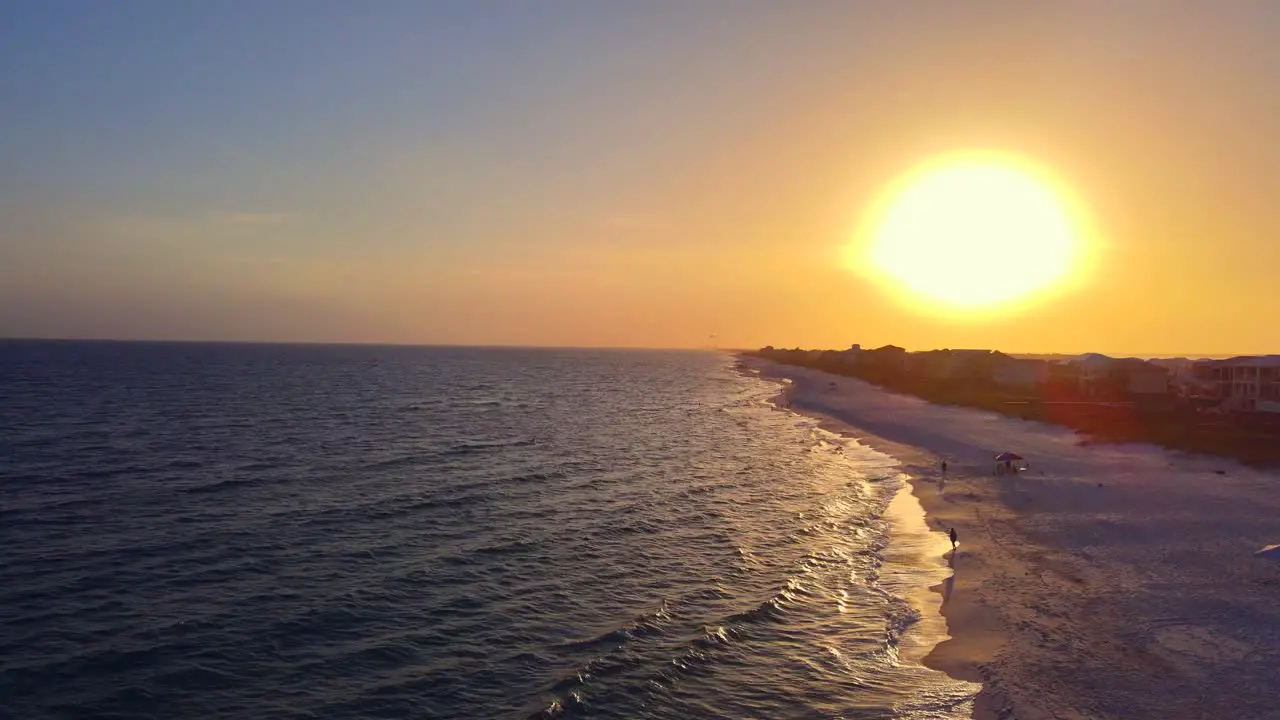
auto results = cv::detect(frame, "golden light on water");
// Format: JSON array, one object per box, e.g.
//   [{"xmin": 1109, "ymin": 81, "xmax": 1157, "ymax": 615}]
[{"xmin": 849, "ymin": 152, "xmax": 1094, "ymax": 317}]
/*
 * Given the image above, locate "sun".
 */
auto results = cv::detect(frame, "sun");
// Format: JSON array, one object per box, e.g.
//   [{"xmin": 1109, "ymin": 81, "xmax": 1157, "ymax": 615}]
[{"xmin": 850, "ymin": 153, "xmax": 1092, "ymax": 316}]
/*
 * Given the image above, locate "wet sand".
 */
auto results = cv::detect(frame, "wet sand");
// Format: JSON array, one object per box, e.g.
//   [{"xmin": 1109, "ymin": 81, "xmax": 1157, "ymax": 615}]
[{"xmin": 746, "ymin": 358, "xmax": 1280, "ymax": 720}]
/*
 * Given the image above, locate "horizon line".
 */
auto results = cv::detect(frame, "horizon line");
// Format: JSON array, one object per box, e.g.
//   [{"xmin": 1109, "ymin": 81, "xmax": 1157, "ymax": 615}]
[
  {"xmin": 0, "ymin": 336, "xmax": 726, "ymax": 352},
  {"xmin": 0, "ymin": 336, "xmax": 1272, "ymax": 358},
  {"xmin": 752, "ymin": 345, "xmax": 1274, "ymax": 360}
]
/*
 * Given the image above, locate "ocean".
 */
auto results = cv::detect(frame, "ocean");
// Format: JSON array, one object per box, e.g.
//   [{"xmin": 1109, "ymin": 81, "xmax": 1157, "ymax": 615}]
[{"xmin": 0, "ymin": 342, "xmax": 975, "ymax": 719}]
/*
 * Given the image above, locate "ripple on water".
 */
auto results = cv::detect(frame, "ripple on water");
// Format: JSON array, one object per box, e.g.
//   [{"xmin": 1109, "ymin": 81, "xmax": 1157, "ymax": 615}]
[{"xmin": 0, "ymin": 344, "xmax": 974, "ymax": 719}]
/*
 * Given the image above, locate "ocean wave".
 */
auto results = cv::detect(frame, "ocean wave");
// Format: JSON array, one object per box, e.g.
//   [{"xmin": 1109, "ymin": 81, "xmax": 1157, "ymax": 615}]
[
  {"xmin": 363, "ymin": 440, "xmax": 539, "ymax": 470},
  {"xmin": 2, "ymin": 345, "xmax": 974, "ymax": 720},
  {"xmin": 362, "ymin": 453, "xmax": 435, "ymax": 471},
  {"xmin": 537, "ymin": 650, "xmax": 642, "ymax": 718},
  {"xmin": 154, "ymin": 662, "xmax": 246, "ymax": 691},
  {"xmin": 556, "ymin": 604, "xmax": 672, "ymax": 653},
  {"xmin": 300, "ymin": 491, "xmax": 483, "ymax": 527},
  {"xmin": 506, "ymin": 470, "xmax": 567, "ymax": 484},
  {"xmin": 445, "ymin": 438, "xmax": 536, "ymax": 455},
  {"xmin": 182, "ymin": 477, "xmax": 264, "ymax": 494},
  {"xmin": 474, "ymin": 538, "xmax": 538, "ymax": 556},
  {"xmin": 718, "ymin": 584, "xmax": 804, "ymax": 628},
  {"xmin": 526, "ymin": 601, "xmax": 682, "ymax": 716},
  {"xmin": 230, "ymin": 460, "xmax": 286, "ymax": 472},
  {"xmin": 165, "ymin": 459, "xmax": 206, "ymax": 470}
]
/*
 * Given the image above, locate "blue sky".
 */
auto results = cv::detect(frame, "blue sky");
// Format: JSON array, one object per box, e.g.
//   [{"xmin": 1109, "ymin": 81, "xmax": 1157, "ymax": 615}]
[{"xmin": 3, "ymin": 2, "xmax": 1280, "ymax": 352}]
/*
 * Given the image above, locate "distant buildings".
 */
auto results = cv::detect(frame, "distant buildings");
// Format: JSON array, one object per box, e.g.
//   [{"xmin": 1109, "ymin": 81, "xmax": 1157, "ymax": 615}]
[
  {"xmin": 902, "ymin": 349, "xmax": 1051, "ymax": 388},
  {"xmin": 1122, "ymin": 360, "xmax": 1173, "ymax": 395},
  {"xmin": 754, "ymin": 344, "xmax": 1280, "ymax": 413},
  {"xmin": 752, "ymin": 343, "xmax": 1280, "ymax": 417},
  {"xmin": 859, "ymin": 344, "xmax": 908, "ymax": 373},
  {"xmin": 1196, "ymin": 356, "xmax": 1280, "ymax": 412},
  {"xmin": 1074, "ymin": 354, "xmax": 1170, "ymax": 396},
  {"xmin": 909, "ymin": 349, "xmax": 999, "ymax": 380},
  {"xmin": 755, "ymin": 345, "xmax": 1170, "ymax": 397},
  {"xmin": 994, "ymin": 357, "xmax": 1051, "ymax": 388}
]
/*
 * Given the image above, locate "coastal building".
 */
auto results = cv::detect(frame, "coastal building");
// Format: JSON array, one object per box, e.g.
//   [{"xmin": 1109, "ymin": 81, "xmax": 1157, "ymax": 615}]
[
  {"xmin": 1119, "ymin": 359, "xmax": 1170, "ymax": 395},
  {"xmin": 861, "ymin": 344, "xmax": 908, "ymax": 373},
  {"xmin": 907, "ymin": 349, "xmax": 1010, "ymax": 382},
  {"xmin": 832, "ymin": 344, "xmax": 863, "ymax": 368},
  {"xmin": 993, "ymin": 357, "xmax": 1051, "ymax": 388},
  {"xmin": 1073, "ymin": 354, "xmax": 1170, "ymax": 397},
  {"xmin": 1147, "ymin": 358, "xmax": 1203, "ymax": 397},
  {"xmin": 1200, "ymin": 356, "xmax": 1280, "ymax": 412},
  {"xmin": 908, "ymin": 349, "xmax": 959, "ymax": 380},
  {"xmin": 905, "ymin": 349, "xmax": 1047, "ymax": 387},
  {"xmin": 1047, "ymin": 360, "xmax": 1082, "ymax": 384},
  {"xmin": 948, "ymin": 349, "xmax": 1004, "ymax": 381},
  {"xmin": 1074, "ymin": 353, "xmax": 1115, "ymax": 396}
]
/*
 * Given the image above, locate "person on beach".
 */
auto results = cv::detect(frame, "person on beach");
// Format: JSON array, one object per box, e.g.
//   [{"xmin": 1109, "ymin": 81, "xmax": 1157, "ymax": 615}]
[
  {"xmin": 949, "ymin": 527, "xmax": 958, "ymax": 551},
  {"xmin": 941, "ymin": 460, "xmax": 947, "ymax": 473}
]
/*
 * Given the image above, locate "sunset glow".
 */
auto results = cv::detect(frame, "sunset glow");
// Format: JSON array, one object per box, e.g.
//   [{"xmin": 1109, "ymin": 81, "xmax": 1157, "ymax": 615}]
[
  {"xmin": 4, "ymin": 4, "xmax": 1280, "ymax": 355},
  {"xmin": 853, "ymin": 155, "xmax": 1091, "ymax": 317}
]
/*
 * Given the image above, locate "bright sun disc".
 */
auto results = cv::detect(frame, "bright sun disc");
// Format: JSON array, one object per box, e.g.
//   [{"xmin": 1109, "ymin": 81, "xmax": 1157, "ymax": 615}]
[{"xmin": 854, "ymin": 154, "xmax": 1089, "ymax": 315}]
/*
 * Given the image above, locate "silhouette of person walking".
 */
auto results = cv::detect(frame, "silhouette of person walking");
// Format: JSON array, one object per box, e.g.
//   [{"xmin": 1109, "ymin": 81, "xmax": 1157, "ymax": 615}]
[
  {"xmin": 949, "ymin": 527, "xmax": 958, "ymax": 551},
  {"xmin": 941, "ymin": 460, "xmax": 947, "ymax": 473}
]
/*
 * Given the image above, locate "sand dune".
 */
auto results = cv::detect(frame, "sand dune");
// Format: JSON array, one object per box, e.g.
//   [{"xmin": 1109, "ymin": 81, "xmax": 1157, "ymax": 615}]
[{"xmin": 746, "ymin": 358, "xmax": 1280, "ymax": 720}]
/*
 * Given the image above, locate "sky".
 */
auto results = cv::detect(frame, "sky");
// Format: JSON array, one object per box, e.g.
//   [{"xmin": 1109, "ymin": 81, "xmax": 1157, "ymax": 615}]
[{"xmin": 2, "ymin": 1, "xmax": 1279, "ymax": 355}]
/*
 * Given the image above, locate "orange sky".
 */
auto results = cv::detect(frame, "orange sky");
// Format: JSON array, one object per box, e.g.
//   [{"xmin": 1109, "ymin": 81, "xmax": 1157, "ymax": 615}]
[{"xmin": 3, "ymin": 3, "xmax": 1279, "ymax": 355}]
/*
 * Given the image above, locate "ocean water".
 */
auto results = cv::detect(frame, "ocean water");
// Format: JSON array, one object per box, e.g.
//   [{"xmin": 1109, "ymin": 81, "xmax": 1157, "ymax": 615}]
[{"xmin": 0, "ymin": 342, "xmax": 974, "ymax": 719}]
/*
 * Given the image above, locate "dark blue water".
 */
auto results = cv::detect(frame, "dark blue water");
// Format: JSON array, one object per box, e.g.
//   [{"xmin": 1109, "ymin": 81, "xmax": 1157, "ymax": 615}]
[{"xmin": 0, "ymin": 342, "xmax": 973, "ymax": 719}]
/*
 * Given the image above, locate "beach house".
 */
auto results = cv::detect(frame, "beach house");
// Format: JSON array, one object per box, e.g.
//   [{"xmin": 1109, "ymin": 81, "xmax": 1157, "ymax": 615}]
[
  {"xmin": 904, "ymin": 349, "xmax": 1047, "ymax": 388},
  {"xmin": 832, "ymin": 344, "xmax": 863, "ymax": 370},
  {"xmin": 1073, "ymin": 354, "xmax": 1170, "ymax": 397},
  {"xmin": 947, "ymin": 349, "xmax": 1004, "ymax": 381},
  {"xmin": 992, "ymin": 357, "xmax": 1051, "ymax": 389},
  {"xmin": 860, "ymin": 344, "xmax": 909, "ymax": 374},
  {"xmin": 1118, "ymin": 359, "xmax": 1170, "ymax": 395},
  {"xmin": 907, "ymin": 349, "xmax": 960, "ymax": 380},
  {"xmin": 1200, "ymin": 356, "xmax": 1280, "ymax": 412}
]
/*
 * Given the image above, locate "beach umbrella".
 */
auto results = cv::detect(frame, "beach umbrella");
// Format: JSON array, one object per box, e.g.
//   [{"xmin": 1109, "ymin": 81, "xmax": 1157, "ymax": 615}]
[
  {"xmin": 1254, "ymin": 544, "xmax": 1280, "ymax": 562},
  {"xmin": 994, "ymin": 452, "xmax": 1024, "ymax": 462}
]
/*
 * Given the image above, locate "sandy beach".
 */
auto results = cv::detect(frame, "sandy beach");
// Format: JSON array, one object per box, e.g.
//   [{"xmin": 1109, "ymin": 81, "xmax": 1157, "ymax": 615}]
[{"xmin": 744, "ymin": 357, "xmax": 1280, "ymax": 720}]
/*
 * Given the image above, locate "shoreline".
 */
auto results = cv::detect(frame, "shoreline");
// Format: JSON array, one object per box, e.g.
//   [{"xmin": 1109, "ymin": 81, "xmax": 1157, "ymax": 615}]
[
  {"xmin": 740, "ymin": 354, "xmax": 1280, "ymax": 720},
  {"xmin": 750, "ymin": 353, "xmax": 1280, "ymax": 469},
  {"xmin": 762, "ymin": 368, "xmax": 1004, "ymax": 719},
  {"xmin": 822, "ymin": 424, "xmax": 1005, "ymax": 719}
]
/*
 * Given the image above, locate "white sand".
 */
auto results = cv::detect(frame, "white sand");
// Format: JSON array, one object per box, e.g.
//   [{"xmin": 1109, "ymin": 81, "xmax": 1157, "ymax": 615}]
[{"xmin": 746, "ymin": 358, "xmax": 1280, "ymax": 720}]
